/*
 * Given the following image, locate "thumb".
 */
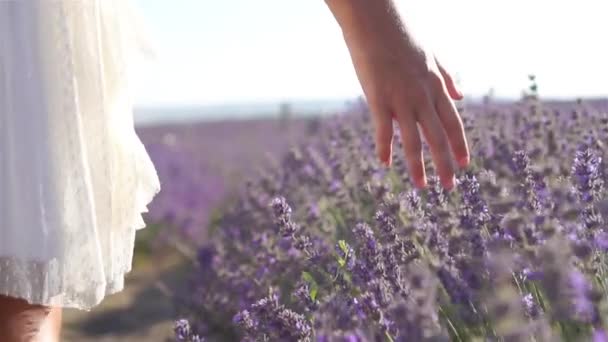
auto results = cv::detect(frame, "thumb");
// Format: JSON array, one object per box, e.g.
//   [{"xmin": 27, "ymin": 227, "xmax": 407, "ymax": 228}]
[{"xmin": 435, "ymin": 57, "xmax": 463, "ymax": 100}]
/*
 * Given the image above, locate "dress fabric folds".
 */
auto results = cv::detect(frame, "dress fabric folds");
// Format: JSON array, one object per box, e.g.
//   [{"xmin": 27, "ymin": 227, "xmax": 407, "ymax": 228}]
[{"xmin": 0, "ymin": 0, "xmax": 160, "ymax": 310}]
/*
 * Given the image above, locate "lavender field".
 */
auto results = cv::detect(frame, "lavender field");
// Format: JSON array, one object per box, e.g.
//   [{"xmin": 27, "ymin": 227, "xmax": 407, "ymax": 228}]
[
  {"xmin": 165, "ymin": 90, "xmax": 608, "ymax": 341},
  {"xmin": 66, "ymin": 89, "xmax": 608, "ymax": 341},
  {"xmin": 63, "ymin": 116, "xmax": 316, "ymax": 341},
  {"xmin": 137, "ymin": 116, "xmax": 317, "ymax": 244}
]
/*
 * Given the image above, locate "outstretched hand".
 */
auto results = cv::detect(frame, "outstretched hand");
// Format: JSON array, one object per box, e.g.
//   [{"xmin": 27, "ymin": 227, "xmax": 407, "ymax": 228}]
[{"xmin": 326, "ymin": 0, "xmax": 470, "ymax": 190}]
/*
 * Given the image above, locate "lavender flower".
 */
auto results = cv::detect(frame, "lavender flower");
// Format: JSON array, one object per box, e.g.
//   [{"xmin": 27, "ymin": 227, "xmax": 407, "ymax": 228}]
[
  {"xmin": 335, "ymin": 241, "xmax": 356, "ymax": 271},
  {"xmin": 522, "ymin": 293, "xmax": 542, "ymax": 319},
  {"xmin": 174, "ymin": 319, "xmax": 204, "ymax": 342},
  {"xmin": 568, "ymin": 269, "xmax": 598, "ymax": 323},
  {"xmin": 355, "ymin": 292, "xmax": 392, "ymax": 335},
  {"xmin": 174, "ymin": 319, "xmax": 192, "ymax": 341},
  {"xmin": 457, "ymin": 172, "xmax": 489, "ymax": 258},
  {"xmin": 352, "ymin": 223, "xmax": 384, "ymax": 282},
  {"xmin": 271, "ymin": 196, "xmax": 299, "ymax": 236},
  {"xmin": 393, "ymin": 263, "xmax": 445, "ymax": 341},
  {"xmin": 426, "ymin": 175, "xmax": 448, "ymax": 208},
  {"xmin": 294, "ymin": 282, "xmax": 319, "ymax": 312},
  {"xmin": 593, "ymin": 328, "xmax": 608, "ymax": 342},
  {"xmin": 240, "ymin": 291, "xmax": 312, "ymax": 341},
  {"xmin": 404, "ymin": 190, "xmax": 424, "ymax": 216},
  {"xmin": 233, "ymin": 310, "xmax": 257, "ymax": 336},
  {"xmin": 572, "ymin": 144, "xmax": 605, "ymax": 203},
  {"xmin": 512, "ymin": 150, "xmax": 548, "ymax": 212}
]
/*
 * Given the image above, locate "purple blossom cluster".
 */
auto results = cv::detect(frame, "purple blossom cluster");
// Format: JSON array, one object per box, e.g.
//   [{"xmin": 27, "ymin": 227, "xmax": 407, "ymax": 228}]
[{"xmin": 172, "ymin": 95, "xmax": 608, "ymax": 341}]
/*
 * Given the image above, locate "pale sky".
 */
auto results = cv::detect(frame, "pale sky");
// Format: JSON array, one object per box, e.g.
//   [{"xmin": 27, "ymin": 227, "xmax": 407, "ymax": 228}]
[{"xmin": 130, "ymin": 0, "xmax": 608, "ymax": 106}]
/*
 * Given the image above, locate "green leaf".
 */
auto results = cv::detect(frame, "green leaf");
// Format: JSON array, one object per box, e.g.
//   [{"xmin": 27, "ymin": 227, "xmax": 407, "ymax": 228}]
[
  {"xmin": 338, "ymin": 257, "xmax": 346, "ymax": 268},
  {"xmin": 302, "ymin": 271, "xmax": 314, "ymax": 284},
  {"xmin": 338, "ymin": 240, "xmax": 348, "ymax": 255},
  {"xmin": 310, "ymin": 287, "xmax": 318, "ymax": 301},
  {"xmin": 301, "ymin": 271, "xmax": 319, "ymax": 301}
]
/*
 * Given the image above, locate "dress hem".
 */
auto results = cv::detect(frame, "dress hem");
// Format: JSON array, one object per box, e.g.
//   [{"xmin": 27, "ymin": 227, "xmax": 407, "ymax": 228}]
[{"xmin": 0, "ymin": 179, "xmax": 160, "ymax": 311}]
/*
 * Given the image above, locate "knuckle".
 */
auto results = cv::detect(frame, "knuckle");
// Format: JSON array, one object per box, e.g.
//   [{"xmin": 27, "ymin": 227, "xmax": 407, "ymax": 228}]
[{"xmin": 408, "ymin": 87, "xmax": 429, "ymax": 105}]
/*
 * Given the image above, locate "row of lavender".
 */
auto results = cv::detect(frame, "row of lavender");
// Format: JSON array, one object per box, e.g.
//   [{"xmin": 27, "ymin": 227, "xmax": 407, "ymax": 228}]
[
  {"xmin": 172, "ymin": 90, "xmax": 608, "ymax": 341},
  {"xmin": 138, "ymin": 117, "xmax": 315, "ymax": 245}
]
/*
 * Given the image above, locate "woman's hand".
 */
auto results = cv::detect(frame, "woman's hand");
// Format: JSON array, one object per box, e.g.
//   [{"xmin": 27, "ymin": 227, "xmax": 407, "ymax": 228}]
[{"xmin": 326, "ymin": 0, "xmax": 470, "ymax": 190}]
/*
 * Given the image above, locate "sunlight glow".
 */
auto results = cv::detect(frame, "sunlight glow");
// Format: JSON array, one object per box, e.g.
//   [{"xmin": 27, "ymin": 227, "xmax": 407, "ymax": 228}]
[{"xmin": 131, "ymin": 0, "xmax": 608, "ymax": 106}]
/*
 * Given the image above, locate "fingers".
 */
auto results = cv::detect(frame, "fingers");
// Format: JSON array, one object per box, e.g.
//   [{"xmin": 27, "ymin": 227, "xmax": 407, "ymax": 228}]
[
  {"xmin": 436, "ymin": 57, "xmax": 463, "ymax": 101},
  {"xmin": 415, "ymin": 96, "xmax": 456, "ymax": 190},
  {"xmin": 435, "ymin": 92, "xmax": 470, "ymax": 168},
  {"xmin": 365, "ymin": 56, "xmax": 468, "ymax": 191},
  {"xmin": 370, "ymin": 104, "xmax": 394, "ymax": 166},
  {"xmin": 395, "ymin": 112, "xmax": 426, "ymax": 188},
  {"xmin": 434, "ymin": 57, "xmax": 470, "ymax": 168}
]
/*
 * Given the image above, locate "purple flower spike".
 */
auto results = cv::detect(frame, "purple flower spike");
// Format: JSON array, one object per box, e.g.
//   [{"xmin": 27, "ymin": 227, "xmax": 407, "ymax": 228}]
[
  {"xmin": 174, "ymin": 319, "xmax": 192, "ymax": 341},
  {"xmin": 594, "ymin": 328, "xmax": 608, "ymax": 342}
]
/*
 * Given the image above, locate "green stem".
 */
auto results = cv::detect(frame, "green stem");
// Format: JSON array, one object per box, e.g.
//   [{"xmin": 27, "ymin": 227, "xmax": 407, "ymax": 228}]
[
  {"xmin": 439, "ymin": 306, "xmax": 464, "ymax": 342},
  {"xmin": 560, "ymin": 322, "xmax": 571, "ymax": 341},
  {"xmin": 532, "ymin": 283, "xmax": 546, "ymax": 312},
  {"xmin": 512, "ymin": 272, "xmax": 524, "ymax": 295}
]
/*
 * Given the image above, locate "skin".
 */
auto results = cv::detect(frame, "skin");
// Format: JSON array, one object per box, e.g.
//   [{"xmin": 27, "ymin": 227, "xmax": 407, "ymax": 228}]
[
  {"xmin": 0, "ymin": 1, "xmax": 469, "ymax": 340},
  {"xmin": 325, "ymin": 0, "xmax": 470, "ymax": 190},
  {"xmin": 0, "ymin": 295, "xmax": 62, "ymax": 342}
]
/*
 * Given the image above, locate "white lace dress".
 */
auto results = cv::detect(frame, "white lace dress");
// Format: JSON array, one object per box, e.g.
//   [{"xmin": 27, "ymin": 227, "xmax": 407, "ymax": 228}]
[{"xmin": 0, "ymin": 0, "xmax": 160, "ymax": 310}]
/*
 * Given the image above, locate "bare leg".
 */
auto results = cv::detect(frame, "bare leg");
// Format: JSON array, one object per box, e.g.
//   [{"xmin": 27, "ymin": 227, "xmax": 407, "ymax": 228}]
[{"xmin": 0, "ymin": 295, "xmax": 62, "ymax": 342}]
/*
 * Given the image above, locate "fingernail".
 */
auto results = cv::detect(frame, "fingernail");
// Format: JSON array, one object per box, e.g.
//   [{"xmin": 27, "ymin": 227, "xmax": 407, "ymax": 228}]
[
  {"xmin": 458, "ymin": 156, "xmax": 470, "ymax": 168},
  {"xmin": 380, "ymin": 156, "xmax": 391, "ymax": 168}
]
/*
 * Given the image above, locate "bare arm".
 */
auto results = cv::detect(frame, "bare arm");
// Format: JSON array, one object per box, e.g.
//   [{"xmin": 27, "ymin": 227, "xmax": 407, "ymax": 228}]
[{"xmin": 325, "ymin": 0, "xmax": 469, "ymax": 190}]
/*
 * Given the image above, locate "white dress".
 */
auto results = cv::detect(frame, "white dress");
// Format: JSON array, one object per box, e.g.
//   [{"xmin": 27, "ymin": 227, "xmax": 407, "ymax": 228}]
[{"xmin": 0, "ymin": 0, "xmax": 160, "ymax": 310}]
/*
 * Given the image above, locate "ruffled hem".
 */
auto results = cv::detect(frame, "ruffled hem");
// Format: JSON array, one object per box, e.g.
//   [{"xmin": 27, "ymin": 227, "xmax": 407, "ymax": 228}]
[
  {"xmin": 0, "ymin": 169, "xmax": 160, "ymax": 311},
  {"xmin": 0, "ymin": 174, "xmax": 160, "ymax": 310}
]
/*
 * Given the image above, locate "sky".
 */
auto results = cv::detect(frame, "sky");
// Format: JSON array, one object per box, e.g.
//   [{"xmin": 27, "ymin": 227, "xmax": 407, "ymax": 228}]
[{"xmin": 130, "ymin": 0, "xmax": 608, "ymax": 107}]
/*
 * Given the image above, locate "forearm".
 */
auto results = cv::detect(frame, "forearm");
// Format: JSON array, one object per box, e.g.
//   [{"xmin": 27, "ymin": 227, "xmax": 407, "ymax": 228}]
[{"xmin": 325, "ymin": 0, "xmax": 415, "ymax": 57}]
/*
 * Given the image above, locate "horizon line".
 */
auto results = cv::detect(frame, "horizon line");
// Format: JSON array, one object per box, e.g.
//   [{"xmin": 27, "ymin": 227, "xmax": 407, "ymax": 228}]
[{"xmin": 133, "ymin": 94, "xmax": 608, "ymax": 109}]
